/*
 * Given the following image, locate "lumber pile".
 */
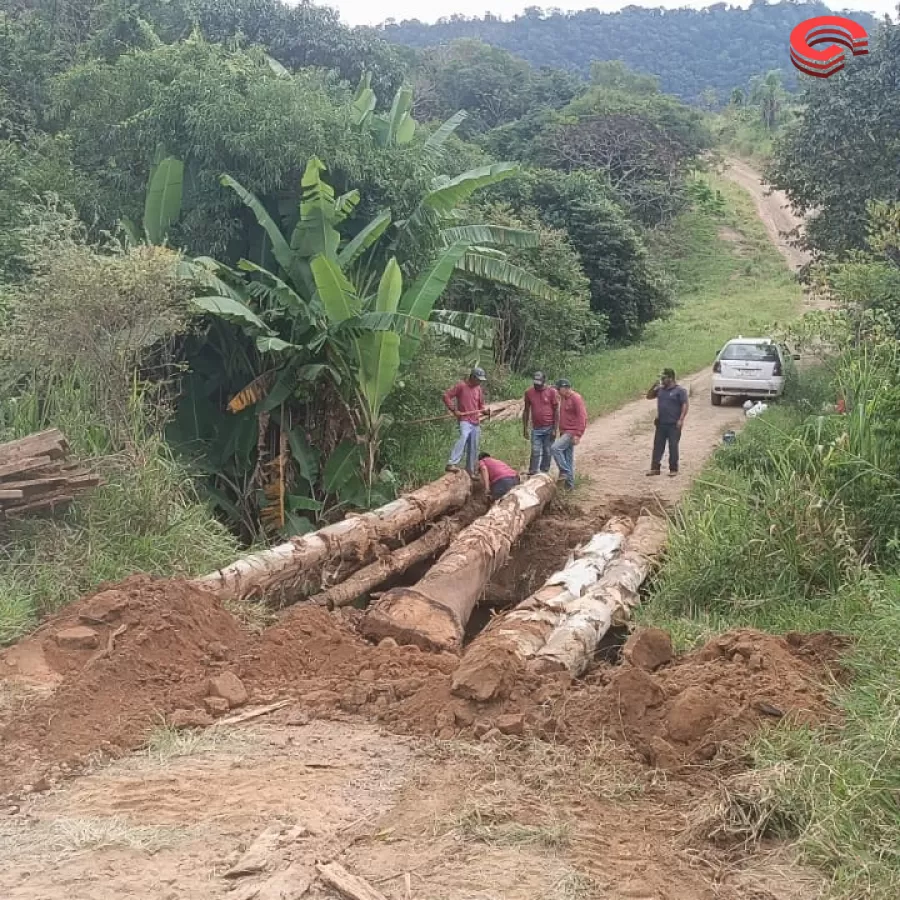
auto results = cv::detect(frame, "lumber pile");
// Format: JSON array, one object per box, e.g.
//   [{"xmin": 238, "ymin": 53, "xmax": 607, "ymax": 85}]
[
  {"xmin": 361, "ymin": 473, "xmax": 556, "ymax": 652},
  {"xmin": 0, "ymin": 429, "xmax": 100, "ymax": 519},
  {"xmin": 192, "ymin": 470, "xmax": 471, "ymax": 604},
  {"xmin": 452, "ymin": 512, "xmax": 667, "ymax": 700}
]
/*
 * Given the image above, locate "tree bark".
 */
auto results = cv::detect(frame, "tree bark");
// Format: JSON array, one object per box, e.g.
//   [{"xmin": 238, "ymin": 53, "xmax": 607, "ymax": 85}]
[
  {"xmin": 310, "ymin": 518, "xmax": 463, "ymax": 609},
  {"xmin": 316, "ymin": 863, "xmax": 388, "ymax": 900},
  {"xmin": 451, "ymin": 516, "xmax": 634, "ymax": 701},
  {"xmin": 530, "ymin": 514, "xmax": 668, "ymax": 677},
  {"xmin": 191, "ymin": 470, "xmax": 471, "ymax": 604},
  {"xmin": 361, "ymin": 474, "xmax": 556, "ymax": 652}
]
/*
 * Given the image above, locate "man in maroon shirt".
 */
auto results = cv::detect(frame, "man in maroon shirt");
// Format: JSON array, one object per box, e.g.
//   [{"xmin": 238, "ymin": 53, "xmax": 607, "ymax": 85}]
[
  {"xmin": 443, "ymin": 367, "xmax": 487, "ymax": 476},
  {"xmin": 523, "ymin": 371, "xmax": 559, "ymax": 475},
  {"xmin": 551, "ymin": 378, "xmax": 587, "ymax": 490}
]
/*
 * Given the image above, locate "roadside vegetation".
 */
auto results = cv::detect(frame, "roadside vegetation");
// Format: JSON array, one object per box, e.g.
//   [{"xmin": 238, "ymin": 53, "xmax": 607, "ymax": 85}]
[{"xmin": 644, "ymin": 26, "xmax": 900, "ymax": 896}]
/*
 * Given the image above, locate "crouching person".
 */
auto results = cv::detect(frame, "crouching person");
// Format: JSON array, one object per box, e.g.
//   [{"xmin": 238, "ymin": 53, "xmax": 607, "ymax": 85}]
[{"xmin": 478, "ymin": 452, "xmax": 520, "ymax": 503}]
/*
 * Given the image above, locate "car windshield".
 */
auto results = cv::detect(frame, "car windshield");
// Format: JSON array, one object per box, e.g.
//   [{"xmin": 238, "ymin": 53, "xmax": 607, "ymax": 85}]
[{"xmin": 720, "ymin": 342, "xmax": 779, "ymax": 362}]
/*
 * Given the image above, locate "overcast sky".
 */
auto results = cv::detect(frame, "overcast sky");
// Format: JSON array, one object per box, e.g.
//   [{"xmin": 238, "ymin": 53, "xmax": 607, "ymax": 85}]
[{"xmin": 322, "ymin": 0, "xmax": 895, "ymax": 29}]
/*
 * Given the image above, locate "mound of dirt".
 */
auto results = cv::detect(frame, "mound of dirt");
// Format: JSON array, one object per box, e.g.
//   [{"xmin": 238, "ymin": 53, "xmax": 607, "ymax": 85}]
[
  {"xmin": 0, "ymin": 571, "xmax": 847, "ymax": 799},
  {"xmin": 0, "ymin": 576, "xmax": 246, "ymax": 795},
  {"xmin": 380, "ymin": 628, "xmax": 846, "ymax": 770}
]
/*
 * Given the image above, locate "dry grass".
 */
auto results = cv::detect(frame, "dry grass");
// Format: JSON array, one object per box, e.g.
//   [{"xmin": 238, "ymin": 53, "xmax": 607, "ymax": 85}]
[
  {"xmin": 680, "ymin": 765, "xmax": 796, "ymax": 850},
  {"xmin": 144, "ymin": 722, "xmax": 253, "ymax": 762},
  {"xmin": 0, "ymin": 815, "xmax": 188, "ymax": 858}
]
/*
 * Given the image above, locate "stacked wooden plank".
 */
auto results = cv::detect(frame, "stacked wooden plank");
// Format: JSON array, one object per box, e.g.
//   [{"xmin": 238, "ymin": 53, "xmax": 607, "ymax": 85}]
[{"xmin": 0, "ymin": 429, "xmax": 101, "ymax": 519}]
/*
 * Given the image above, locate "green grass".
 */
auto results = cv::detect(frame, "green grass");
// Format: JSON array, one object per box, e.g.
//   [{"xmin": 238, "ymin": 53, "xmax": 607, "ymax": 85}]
[
  {"xmin": 640, "ymin": 349, "xmax": 900, "ymax": 899},
  {"xmin": 0, "ymin": 385, "xmax": 238, "ymax": 645},
  {"xmin": 389, "ymin": 174, "xmax": 802, "ymax": 485}
]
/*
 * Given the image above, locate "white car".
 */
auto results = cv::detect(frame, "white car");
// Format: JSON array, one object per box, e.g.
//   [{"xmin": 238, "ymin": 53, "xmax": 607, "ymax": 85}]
[{"xmin": 710, "ymin": 337, "xmax": 797, "ymax": 406}]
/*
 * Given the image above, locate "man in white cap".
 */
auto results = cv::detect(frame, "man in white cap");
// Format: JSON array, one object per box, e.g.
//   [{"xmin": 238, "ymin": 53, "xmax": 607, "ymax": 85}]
[{"xmin": 443, "ymin": 367, "xmax": 488, "ymax": 476}]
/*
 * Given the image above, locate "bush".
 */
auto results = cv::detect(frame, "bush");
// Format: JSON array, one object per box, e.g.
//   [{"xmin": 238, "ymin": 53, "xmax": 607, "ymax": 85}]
[
  {"xmin": 445, "ymin": 202, "xmax": 605, "ymax": 372},
  {"xmin": 0, "ymin": 204, "xmax": 237, "ymax": 643}
]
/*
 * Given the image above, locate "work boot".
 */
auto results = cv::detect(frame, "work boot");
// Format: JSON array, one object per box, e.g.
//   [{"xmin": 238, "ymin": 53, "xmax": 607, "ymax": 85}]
[
  {"xmin": 646, "ymin": 468, "xmax": 661, "ymax": 477},
  {"xmin": 668, "ymin": 470, "xmax": 678, "ymax": 478},
  {"xmin": 445, "ymin": 464, "xmax": 460, "ymax": 473}
]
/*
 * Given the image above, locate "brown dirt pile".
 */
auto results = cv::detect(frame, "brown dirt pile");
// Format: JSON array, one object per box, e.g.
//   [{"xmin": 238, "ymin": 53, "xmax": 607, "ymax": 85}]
[
  {"xmin": 0, "ymin": 573, "xmax": 847, "ymax": 799},
  {"xmin": 379, "ymin": 628, "xmax": 847, "ymax": 770},
  {"xmin": 0, "ymin": 576, "xmax": 246, "ymax": 795}
]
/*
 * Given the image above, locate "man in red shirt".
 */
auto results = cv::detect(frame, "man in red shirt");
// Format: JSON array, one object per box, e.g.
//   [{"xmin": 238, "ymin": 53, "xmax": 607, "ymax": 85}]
[
  {"xmin": 551, "ymin": 378, "xmax": 587, "ymax": 490},
  {"xmin": 443, "ymin": 367, "xmax": 487, "ymax": 476},
  {"xmin": 523, "ymin": 371, "xmax": 559, "ymax": 475},
  {"xmin": 478, "ymin": 452, "xmax": 520, "ymax": 502}
]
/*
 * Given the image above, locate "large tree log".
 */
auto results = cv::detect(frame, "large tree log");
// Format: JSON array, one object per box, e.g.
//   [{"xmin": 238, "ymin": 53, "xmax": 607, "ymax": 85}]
[
  {"xmin": 531, "ymin": 514, "xmax": 668, "ymax": 677},
  {"xmin": 451, "ymin": 516, "xmax": 634, "ymax": 701},
  {"xmin": 361, "ymin": 474, "xmax": 556, "ymax": 652},
  {"xmin": 191, "ymin": 471, "xmax": 471, "ymax": 603},
  {"xmin": 310, "ymin": 518, "xmax": 463, "ymax": 609}
]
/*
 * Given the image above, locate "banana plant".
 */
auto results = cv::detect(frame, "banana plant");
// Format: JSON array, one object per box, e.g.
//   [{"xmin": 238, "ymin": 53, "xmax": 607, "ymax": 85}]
[
  {"xmin": 181, "ymin": 157, "xmax": 497, "ymax": 527},
  {"xmin": 121, "ymin": 156, "xmax": 185, "ymax": 246}
]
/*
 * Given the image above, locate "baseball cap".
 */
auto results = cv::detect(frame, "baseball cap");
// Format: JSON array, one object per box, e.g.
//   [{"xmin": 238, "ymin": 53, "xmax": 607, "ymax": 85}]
[
  {"xmin": 661, "ymin": 368, "xmax": 676, "ymax": 379},
  {"xmin": 555, "ymin": 378, "xmax": 571, "ymax": 389},
  {"xmin": 470, "ymin": 367, "xmax": 487, "ymax": 381}
]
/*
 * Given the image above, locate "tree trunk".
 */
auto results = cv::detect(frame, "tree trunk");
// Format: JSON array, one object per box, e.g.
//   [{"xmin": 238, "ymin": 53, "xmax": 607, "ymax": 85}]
[
  {"xmin": 191, "ymin": 470, "xmax": 471, "ymax": 603},
  {"xmin": 310, "ymin": 518, "xmax": 463, "ymax": 609},
  {"xmin": 361, "ymin": 474, "xmax": 556, "ymax": 652},
  {"xmin": 451, "ymin": 516, "xmax": 634, "ymax": 701},
  {"xmin": 530, "ymin": 514, "xmax": 668, "ymax": 677}
]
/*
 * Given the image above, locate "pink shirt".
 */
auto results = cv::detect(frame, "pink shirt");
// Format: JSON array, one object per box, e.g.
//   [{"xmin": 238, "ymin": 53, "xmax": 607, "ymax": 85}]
[
  {"xmin": 443, "ymin": 381, "xmax": 484, "ymax": 425},
  {"xmin": 558, "ymin": 391, "xmax": 587, "ymax": 438},
  {"xmin": 479, "ymin": 457, "xmax": 517, "ymax": 484},
  {"xmin": 524, "ymin": 386, "xmax": 559, "ymax": 428}
]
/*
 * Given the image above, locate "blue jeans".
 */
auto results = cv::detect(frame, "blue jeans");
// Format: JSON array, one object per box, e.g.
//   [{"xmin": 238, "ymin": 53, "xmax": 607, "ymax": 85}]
[
  {"xmin": 448, "ymin": 421, "xmax": 480, "ymax": 474},
  {"xmin": 529, "ymin": 426, "xmax": 554, "ymax": 475},
  {"xmin": 551, "ymin": 432, "xmax": 576, "ymax": 488}
]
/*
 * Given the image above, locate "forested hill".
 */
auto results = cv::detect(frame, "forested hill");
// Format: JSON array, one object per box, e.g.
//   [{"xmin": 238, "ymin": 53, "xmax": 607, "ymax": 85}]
[{"xmin": 378, "ymin": 1, "xmax": 880, "ymax": 102}]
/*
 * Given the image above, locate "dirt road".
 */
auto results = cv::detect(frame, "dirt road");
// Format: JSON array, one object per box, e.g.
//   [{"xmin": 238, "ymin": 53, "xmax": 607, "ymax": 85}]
[{"xmin": 569, "ymin": 157, "xmax": 808, "ymax": 517}]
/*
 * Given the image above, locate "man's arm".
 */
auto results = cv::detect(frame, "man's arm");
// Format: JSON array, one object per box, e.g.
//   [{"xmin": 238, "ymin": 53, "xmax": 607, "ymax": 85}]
[
  {"xmin": 443, "ymin": 384, "xmax": 461, "ymax": 418},
  {"xmin": 522, "ymin": 395, "xmax": 531, "ymax": 437},
  {"xmin": 571, "ymin": 395, "xmax": 588, "ymax": 445},
  {"xmin": 677, "ymin": 392, "xmax": 689, "ymax": 428},
  {"xmin": 552, "ymin": 391, "xmax": 560, "ymax": 435},
  {"xmin": 646, "ymin": 382, "xmax": 660, "ymax": 400},
  {"xmin": 479, "ymin": 462, "xmax": 491, "ymax": 495}
]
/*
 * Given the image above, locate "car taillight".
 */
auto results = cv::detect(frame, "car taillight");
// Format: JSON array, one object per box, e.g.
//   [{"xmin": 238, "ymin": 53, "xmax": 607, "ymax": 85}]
[
  {"xmin": 713, "ymin": 361, "xmax": 721, "ymax": 374},
  {"xmin": 773, "ymin": 361, "xmax": 782, "ymax": 376}
]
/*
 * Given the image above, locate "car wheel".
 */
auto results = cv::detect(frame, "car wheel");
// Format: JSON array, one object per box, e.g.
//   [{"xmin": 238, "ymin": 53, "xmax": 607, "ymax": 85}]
[{"xmin": 711, "ymin": 391, "xmax": 723, "ymax": 407}]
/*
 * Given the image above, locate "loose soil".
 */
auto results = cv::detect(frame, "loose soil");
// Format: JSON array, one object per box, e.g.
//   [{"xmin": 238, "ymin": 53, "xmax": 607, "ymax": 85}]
[{"xmin": 0, "ymin": 577, "xmax": 847, "ymax": 799}]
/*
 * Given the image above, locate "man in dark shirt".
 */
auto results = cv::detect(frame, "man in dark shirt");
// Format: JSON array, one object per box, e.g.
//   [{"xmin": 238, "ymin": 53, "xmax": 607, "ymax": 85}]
[{"xmin": 645, "ymin": 368, "xmax": 689, "ymax": 477}]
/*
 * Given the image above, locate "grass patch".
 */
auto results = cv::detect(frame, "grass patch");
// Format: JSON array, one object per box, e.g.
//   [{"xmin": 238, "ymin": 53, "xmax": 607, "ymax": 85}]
[
  {"xmin": 0, "ymin": 384, "xmax": 239, "ymax": 645},
  {"xmin": 390, "ymin": 173, "xmax": 801, "ymax": 485},
  {"xmin": 0, "ymin": 815, "xmax": 188, "ymax": 857},
  {"xmin": 642, "ymin": 347, "xmax": 900, "ymax": 898}
]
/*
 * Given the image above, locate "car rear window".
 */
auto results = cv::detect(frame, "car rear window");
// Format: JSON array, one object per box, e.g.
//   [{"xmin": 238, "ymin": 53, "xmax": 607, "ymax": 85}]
[{"xmin": 720, "ymin": 342, "xmax": 779, "ymax": 362}]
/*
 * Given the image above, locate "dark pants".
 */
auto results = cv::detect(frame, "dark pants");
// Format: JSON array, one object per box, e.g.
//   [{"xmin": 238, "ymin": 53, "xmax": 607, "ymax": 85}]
[
  {"xmin": 491, "ymin": 475, "xmax": 520, "ymax": 501},
  {"xmin": 651, "ymin": 422, "xmax": 681, "ymax": 472}
]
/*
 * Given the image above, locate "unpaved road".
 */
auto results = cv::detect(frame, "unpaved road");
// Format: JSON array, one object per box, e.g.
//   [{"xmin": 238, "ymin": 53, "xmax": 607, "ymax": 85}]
[
  {"xmin": 0, "ymin": 162, "xmax": 821, "ymax": 900},
  {"xmin": 571, "ymin": 157, "xmax": 808, "ymax": 516}
]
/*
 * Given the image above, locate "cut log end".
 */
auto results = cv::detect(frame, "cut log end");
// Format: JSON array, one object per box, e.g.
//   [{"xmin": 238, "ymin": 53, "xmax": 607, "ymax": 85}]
[
  {"xmin": 450, "ymin": 644, "xmax": 526, "ymax": 703},
  {"xmin": 359, "ymin": 588, "xmax": 463, "ymax": 652}
]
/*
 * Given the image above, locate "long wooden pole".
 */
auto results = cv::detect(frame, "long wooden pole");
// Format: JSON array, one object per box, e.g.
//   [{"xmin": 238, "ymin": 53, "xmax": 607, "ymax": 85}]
[
  {"xmin": 191, "ymin": 470, "xmax": 471, "ymax": 603},
  {"xmin": 451, "ymin": 516, "xmax": 634, "ymax": 701},
  {"xmin": 361, "ymin": 474, "xmax": 556, "ymax": 652},
  {"xmin": 310, "ymin": 518, "xmax": 463, "ymax": 609}
]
